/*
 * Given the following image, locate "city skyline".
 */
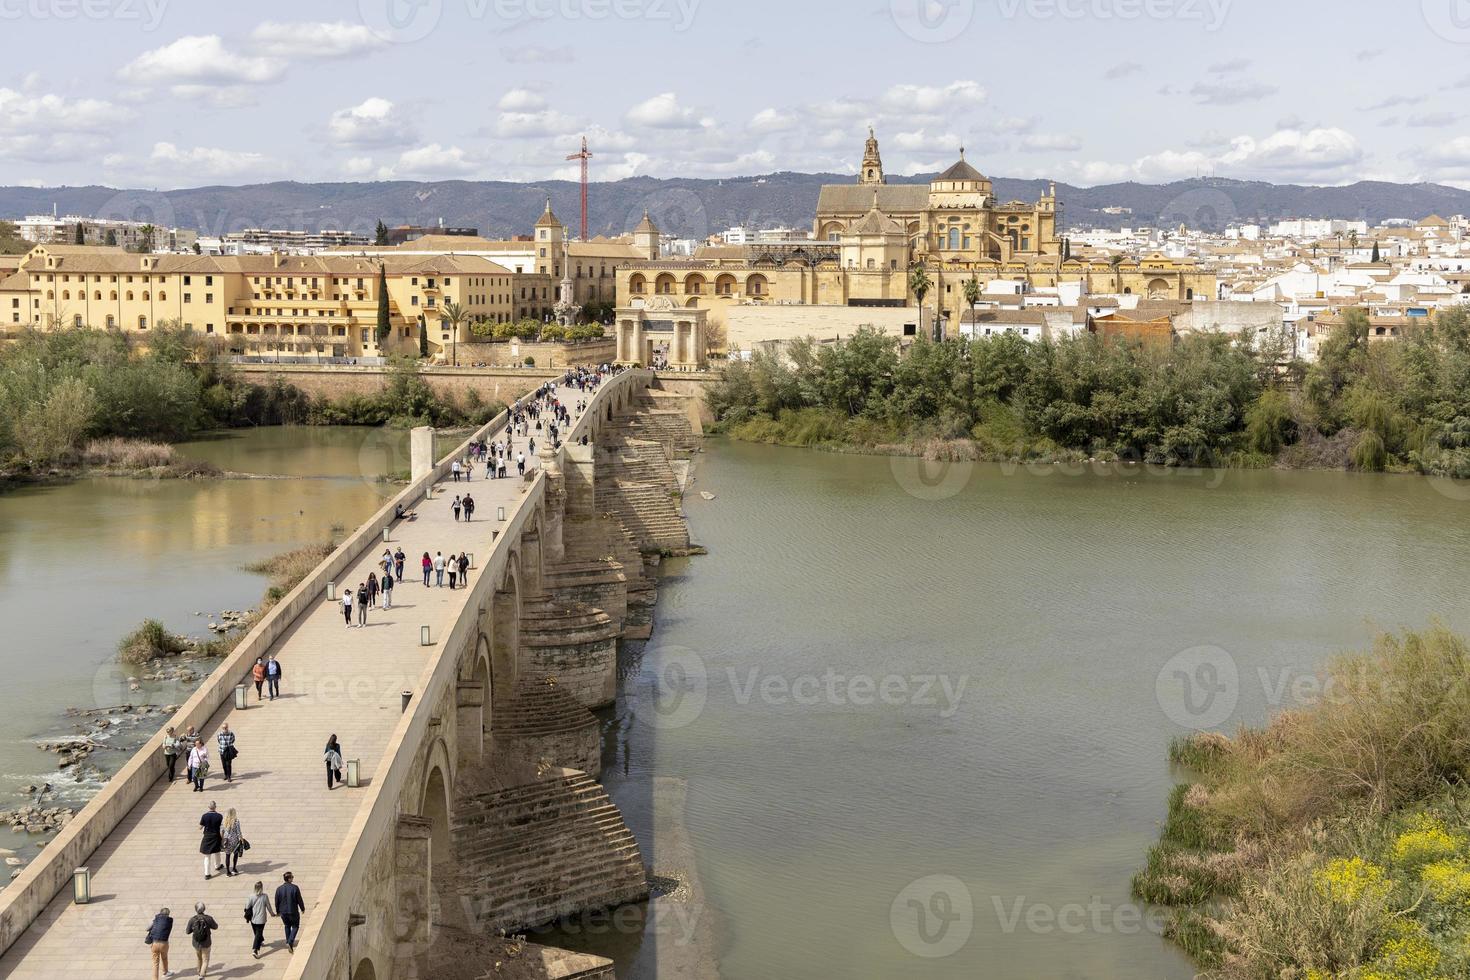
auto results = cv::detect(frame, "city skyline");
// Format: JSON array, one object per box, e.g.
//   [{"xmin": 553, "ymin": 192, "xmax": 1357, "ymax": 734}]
[{"xmin": 2, "ymin": 0, "xmax": 1470, "ymax": 191}]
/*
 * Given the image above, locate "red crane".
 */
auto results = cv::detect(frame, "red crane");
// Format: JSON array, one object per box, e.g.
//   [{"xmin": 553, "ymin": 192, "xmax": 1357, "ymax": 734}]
[{"xmin": 565, "ymin": 136, "xmax": 592, "ymax": 241}]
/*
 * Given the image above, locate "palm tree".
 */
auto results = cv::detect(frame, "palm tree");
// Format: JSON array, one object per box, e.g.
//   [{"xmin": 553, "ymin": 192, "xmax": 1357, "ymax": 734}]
[
  {"xmin": 962, "ymin": 275, "xmax": 981, "ymax": 340},
  {"xmin": 442, "ymin": 300, "xmax": 468, "ymax": 367},
  {"xmin": 908, "ymin": 262, "xmax": 932, "ymax": 342},
  {"xmin": 137, "ymin": 224, "xmax": 155, "ymax": 254}
]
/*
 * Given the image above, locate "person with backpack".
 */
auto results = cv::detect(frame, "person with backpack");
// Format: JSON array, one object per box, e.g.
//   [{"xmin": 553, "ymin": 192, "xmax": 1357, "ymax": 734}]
[
  {"xmin": 144, "ymin": 906, "xmax": 173, "ymax": 980},
  {"xmin": 325, "ymin": 735, "xmax": 344, "ymax": 790},
  {"xmin": 244, "ymin": 881, "xmax": 274, "ymax": 959},
  {"xmin": 185, "ymin": 903, "xmax": 218, "ymax": 977}
]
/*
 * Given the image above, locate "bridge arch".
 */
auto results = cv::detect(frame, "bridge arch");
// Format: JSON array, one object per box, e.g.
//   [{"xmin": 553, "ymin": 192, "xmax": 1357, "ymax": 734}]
[
  {"xmin": 419, "ymin": 748, "xmax": 452, "ymax": 871},
  {"xmin": 352, "ymin": 958, "xmax": 379, "ymax": 980},
  {"xmin": 491, "ymin": 560, "xmax": 521, "ymax": 697}
]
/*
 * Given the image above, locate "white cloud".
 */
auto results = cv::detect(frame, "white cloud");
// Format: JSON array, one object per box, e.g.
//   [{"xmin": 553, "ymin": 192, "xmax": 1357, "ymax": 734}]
[
  {"xmin": 498, "ymin": 88, "xmax": 547, "ymax": 112},
  {"xmin": 342, "ymin": 156, "xmax": 375, "ymax": 177},
  {"xmin": 1190, "ymin": 80, "xmax": 1278, "ymax": 105},
  {"xmin": 1363, "ymin": 94, "xmax": 1424, "ymax": 111},
  {"xmin": 0, "ymin": 88, "xmax": 128, "ymax": 133},
  {"xmin": 1407, "ymin": 112, "xmax": 1459, "ymax": 128},
  {"xmin": 1019, "ymin": 133, "xmax": 1082, "ymax": 153},
  {"xmin": 249, "ymin": 21, "xmax": 386, "ymax": 59},
  {"xmin": 1219, "ymin": 127, "xmax": 1363, "ymax": 179},
  {"xmin": 880, "ymin": 80, "xmax": 985, "ymax": 114},
  {"xmin": 120, "ymin": 35, "xmax": 285, "ymax": 87},
  {"xmin": 385, "ymin": 143, "xmax": 477, "ymax": 179},
  {"xmin": 890, "ymin": 129, "xmax": 962, "ymax": 152},
  {"xmin": 626, "ymin": 92, "xmax": 711, "ymax": 130},
  {"xmin": 148, "ymin": 141, "xmax": 283, "ymax": 179},
  {"xmin": 328, "ymin": 98, "xmax": 415, "ymax": 147},
  {"xmin": 496, "ymin": 110, "xmax": 578, "ymax": 139},
  {"xmin": 750, "ymin": 108, "xmax": 797, "ymax": 132}
]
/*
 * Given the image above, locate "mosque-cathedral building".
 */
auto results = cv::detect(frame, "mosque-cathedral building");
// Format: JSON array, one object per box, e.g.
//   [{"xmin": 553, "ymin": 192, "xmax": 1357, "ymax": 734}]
[{"xmin": 613, "ymin": 129, "xmax": 1216, "ymax": 366}]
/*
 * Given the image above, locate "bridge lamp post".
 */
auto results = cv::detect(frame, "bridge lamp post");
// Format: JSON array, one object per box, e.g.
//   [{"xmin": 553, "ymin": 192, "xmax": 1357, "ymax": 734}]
[
  {"xmin": 401, "ymin": 690, "xmax": 414, "ymax": 712},
  {"xmin": 234, "ymin": 684, "xmax": 247, "ymax": 710},
  {"xmin": 419, "ymin": 626, "xmax": 432, "ymax": 647},
  {"xmin": 72, "ymin": 867, "xmax": 90, "ymax": 904},
  {"xmin": 346, "ymin": 758, "xmax": 360, "ymax": 787}
]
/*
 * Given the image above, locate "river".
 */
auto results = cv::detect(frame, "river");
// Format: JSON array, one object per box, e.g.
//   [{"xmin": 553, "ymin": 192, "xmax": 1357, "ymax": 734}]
[
  {"xmin": 4, "ymin": 432, "xmax": 1469, "ymax": 978},
  {"xmin": 561, "ymin": 440, "xmax": 1470, "ymax": 979}
]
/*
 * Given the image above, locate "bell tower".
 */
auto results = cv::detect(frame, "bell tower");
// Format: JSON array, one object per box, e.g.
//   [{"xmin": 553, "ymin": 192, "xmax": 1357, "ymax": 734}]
[{"xmin": 859, "ymin": 127, "xmax": 885, "ymax": 186}]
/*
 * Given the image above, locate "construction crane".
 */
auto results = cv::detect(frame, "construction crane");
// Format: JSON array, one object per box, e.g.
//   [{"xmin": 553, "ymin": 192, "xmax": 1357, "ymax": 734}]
[{"xmin": 565, "ymin": 136, "xmax": 592, "ymax": 241}]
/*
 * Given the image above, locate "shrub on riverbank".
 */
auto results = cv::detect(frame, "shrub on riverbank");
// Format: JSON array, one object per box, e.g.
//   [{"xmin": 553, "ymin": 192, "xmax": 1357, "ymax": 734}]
[
  {"xmin": 706, "ymin": 307, "xmax": 1470, "ymax": 477},
  {"xmin": 244, "ymin": 541, "xmax": 335, "ymax": 607},
  {"xmin": 117, "ymin": 619, "xmax": 191, "ymax": 665},
  {"xmin": 1136, "ymin": 627, "xmax": 1470, "ymax": 976}
]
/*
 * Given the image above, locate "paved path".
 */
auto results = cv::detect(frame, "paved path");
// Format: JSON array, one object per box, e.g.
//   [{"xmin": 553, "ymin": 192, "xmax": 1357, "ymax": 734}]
[{"xmin": 0, "ymin": 385, "xmax": 590, "ymax": 979}]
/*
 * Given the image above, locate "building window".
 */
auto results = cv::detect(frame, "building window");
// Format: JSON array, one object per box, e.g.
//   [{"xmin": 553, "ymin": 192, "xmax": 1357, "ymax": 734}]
[{"xmin": 184, "ymin": 294, "xmax": 191, "ymax": 303}]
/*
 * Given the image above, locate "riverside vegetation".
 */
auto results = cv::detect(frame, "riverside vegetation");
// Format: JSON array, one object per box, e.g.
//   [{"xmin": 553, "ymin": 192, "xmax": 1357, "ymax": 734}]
[
  {"xmin": 0, "ymin": 325, "xmax": 505, "ymax": 482},
  {"xmin": 704, "ymin": 307, "xmax": 1470, "ymax": 479},
  {"xmin": 1139, "ymin": 627, "xmax": 1470, "ymax": 979}
]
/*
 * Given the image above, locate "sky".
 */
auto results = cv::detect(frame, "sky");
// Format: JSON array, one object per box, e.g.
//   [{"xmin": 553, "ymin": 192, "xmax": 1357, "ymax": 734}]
[{"xmin": 2, "ymin": 0, "xmax": 1470, "ymax": 190}]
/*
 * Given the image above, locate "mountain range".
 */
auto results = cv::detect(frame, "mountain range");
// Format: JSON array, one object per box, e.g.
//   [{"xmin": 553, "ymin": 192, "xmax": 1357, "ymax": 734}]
[{"xmin": 3, "ymin": 172, "xmax": 1467, "ymax": 241}]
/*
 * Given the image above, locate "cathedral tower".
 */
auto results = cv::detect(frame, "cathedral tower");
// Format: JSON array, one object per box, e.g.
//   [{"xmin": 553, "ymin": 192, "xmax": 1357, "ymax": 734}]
[{"xmin": 859, "ymin": 127, "xmax": 885, "ymax": 186}]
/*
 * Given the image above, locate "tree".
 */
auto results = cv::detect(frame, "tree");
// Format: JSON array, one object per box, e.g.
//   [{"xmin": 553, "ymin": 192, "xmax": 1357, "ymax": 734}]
[
  {"xmin": 74, "ymin": 223, "xmax": 85, "ymax": 245},
  {"xmin": 375, "ymin": 264, "xmax": 390, "ymax": 345},
  {"xmin": 418, "ymin": 314, "xmax": 429, "ymax": 358},
  {"xmin": 0, "ymin": 220, "xmax": 27, "ymax": 254},
  {"xmin": 105, "ymin": 229, "xmax": 117, "ymax": 247},
  {"xmin": 1371, "ymin": 240, "xmax": 1381, "ymax": 263},
  {"xmin": 908, "ymin": 262, "xmax": 932, "ymax": 342},
  {"xmin": 137, "ymin": 224, "xmax": 155, "ymax": 253},
  {"xmin": 375, "ymin": 220, "xmax": 389, "ymax": 246},
  {"xmin": 1062, "ymin": 238, "xmax": 1071, "ymax": 261},
  {"xmin": 962, "ymin": 276, "xmax": 981, "ymax": 341},
  {"xmin": 1347, "ymin": 229, "xmax": 1359, "ymax": 251},
  {"xmin": 441, "ymin": 300, "xmax": 467, "ymax": 366}
]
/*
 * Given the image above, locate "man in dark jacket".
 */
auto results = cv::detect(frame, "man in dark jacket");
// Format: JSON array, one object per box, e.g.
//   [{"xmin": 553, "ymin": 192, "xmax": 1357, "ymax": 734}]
[
  {"xmin": 265, "ymin": 654, "xmax": 283, "ymax": 700},
  {"xmin": 274, "ymin": 871, "xmax": 307, "ymax": 952},
  {"xmin": 145, "ymin": 907, "xmax": 172, "ymax": 980},
  {"xmin": 185, "ymin": 902, "xmax": 218, "ymax": 977}
]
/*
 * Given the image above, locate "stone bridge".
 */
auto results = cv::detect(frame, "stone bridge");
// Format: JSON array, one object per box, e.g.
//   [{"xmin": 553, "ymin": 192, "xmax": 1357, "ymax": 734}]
[{"xmin": 0, "ymin": 367, "xmax": 702, "ymax": 979}]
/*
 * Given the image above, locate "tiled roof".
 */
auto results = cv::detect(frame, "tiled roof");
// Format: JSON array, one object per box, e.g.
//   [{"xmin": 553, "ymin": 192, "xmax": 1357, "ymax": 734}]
[{"xmin": 816, "ymin": 184, "xmax": 928, "ymax": 215}]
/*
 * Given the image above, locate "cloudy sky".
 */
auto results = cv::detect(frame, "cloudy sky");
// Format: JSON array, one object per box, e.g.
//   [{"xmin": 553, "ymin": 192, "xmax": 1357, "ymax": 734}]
[{"xmin": 3, "ymin": 0, "xmax": 1470, "ymax": 190}]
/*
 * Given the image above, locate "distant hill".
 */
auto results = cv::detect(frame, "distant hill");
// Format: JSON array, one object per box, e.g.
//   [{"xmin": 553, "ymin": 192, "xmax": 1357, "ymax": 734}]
[{"xmin": 3, "ymin": 173, "xmax": 1467, "ymax": 240}]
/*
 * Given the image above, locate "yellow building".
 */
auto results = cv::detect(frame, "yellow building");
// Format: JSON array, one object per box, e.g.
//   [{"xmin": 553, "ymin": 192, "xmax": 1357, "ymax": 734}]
[
  {"xmin": 612, "ymin": 130, "xmax": 1216, "ymax": 359},
  {"xmin": 0, "ymin": 244, "xmax": 523, "ymax": 359}
]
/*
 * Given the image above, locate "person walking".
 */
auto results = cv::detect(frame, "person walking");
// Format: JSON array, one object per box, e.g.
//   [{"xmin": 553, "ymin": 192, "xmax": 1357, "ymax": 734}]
[
  {"xmin": 517, "ymin": 451, "xmax": 526, "ymax": 476},
  {"xmin": 163, "ymin": 727, "xmax": 182, "ymax": 784},
  {"xmin": 145, "ymin": 906, "xmax": 173, "ymax": 980},
  {"xmin": 341, "ymin": 588, "xmax": 353, "ymax": 628},
  {"xmin": 367, "ymin": 571, "xmax": 379, "ymax": 609},
  {"xmin": 434, "ymin": 552, "xmax": 445, "ymax": 587},
  {"xmin": 185, "ymin": 903, "xmax": 218, "ymax": 978},
  {"xmin": 421, "ymin": 551, "xmax": 432, "ymax": 586},
  {"xmin": 324, "ymin": 735, "xmax": 343, "ymax": 790},
  {"xmin": 251, "ymin": 657, "xmax": 266, "ymax": 701},
  {"xmin": 381, "ymin": 569, "xmax": 394, "ymax": 610},
  {"xmin": 458, "ymin": 553, "xmax": 469, "ymax": 587},
  {"xmin": 451, "ymin": 458, "xmax": 462, "ymax": 482},
  {"xmin": 462, "ymin": 493, "xmax": 475, "ymax": 522},
  {"xmin": 188, "ymin": 740, "xmax": 210, "ymax": 793},
  {"xmin": 394, "ymin": 547, "xmax": 405, "ymax": 581},
  {"xmin": 216, "ymin": 725, "xmax": 237, "ymax": 783},
  {"xmin": 266, "ymin": 654, "xmax": 282, "ymax": 700},
  {"xmin": 452, "ymin": 495, "xmax": 462, "ymax": 522},
  {"xmin": 182, "ymin": 726, "xmax": 200, "ymax": 785},
  {"xmin": 274, "ymin": 871, "xmax": 306, "ymax": 953},
  {"xmin": 221, "ymin": 807, "xmax": 245, "ymax": 877},
  {"xmin": 356, "ymin": 582, "xmax": 369, "ymax": 626},
  {"xmin": 245, "ymin": 881, "xmax": 274, "ymax": 959},
  {"xmin": 498, "ymin": 455, "xmax": 507, "ymax": 479},
  {"xmin": 446, "ymin": 559, "xmax": 457, "ymax": 590},
  {"xmin": 200, "ymin": 801, "xmax": 224, "ymax": 879}
]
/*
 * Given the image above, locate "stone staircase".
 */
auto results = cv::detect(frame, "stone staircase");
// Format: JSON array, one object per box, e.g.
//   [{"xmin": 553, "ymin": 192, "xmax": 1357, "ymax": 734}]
[
  {"xmin": 594, "ymin": 477, "xmax": 690, "ymax": 554},
  {"xmin": 607, "ymin": 405, "xmax": 700, "ymax": 458},
  {"xmin": 452, "ymin": 771, "xmax": 649, "ymax": 935},
  {"xmin": 491, "ymin": 680, "xmax": 601, "ymax": 780},
  {"xmin": 560, "ymin": 514, "xmax": 657, "ymax": 639}
]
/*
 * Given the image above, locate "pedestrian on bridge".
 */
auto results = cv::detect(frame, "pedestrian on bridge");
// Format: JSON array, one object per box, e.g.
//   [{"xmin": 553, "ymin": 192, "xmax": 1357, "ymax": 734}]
[
  {"xmin": 163, "ymin": 726, "xmax": 182, "ymax": 784},
  {"xmin": 245, "ymin": 881, "xmax": 274, "ymax": 958},
  {"xmin": 188, "ymin": 740, "xmax": 210, "ymax": 793},
  {"xmin": 356, "ymin": 582, "xmax": 369, "ymax": 626},
  {"xmin": 325, "ymin": 735, "xmax": 343, "ymax": 790},
  {"xmin": 251, "ymin": 657, "xmax": 266, "ymax": 701},
  {"xmin": 266, "ymin": 654, "xmax": 282, "ymax": 700},
  {"xmin": 341, "ymin": 589, "xmax": 353, "ymax": 628},
  {"xmin": 185, "ymin": 903, "xmax": 218, "ymax": 977},
  {"xmin": 452, "ymin": 494, "xmax": 462, "ymax": 522},
  {"xmin": 421, "ymin": 551, "xmax": 432, "ymax": 586},
  {"xmin": 275, "ymin": 871, "xmax": 306, "ymax": 953},
  {"xmin": 222, "ymin": 807, "xmax": 244, "ymax": 877},
  {"xmin": 394, "ymin": 547, "xmax": 406, "ymax": 581},
  {"xmin": 458, "ymin": 553, "xmax": 469, "ymax": 586},
  {"xmin": 517, "ymin": 451, "xmax": 526, "ymax": 475},
  {"xmin": 382, "ymin": 569, "xmax": 394, "ymax": 610},
  {"xmin": 451, "ymin": 459, "xmax": 462, "ymax": 482},
  {"xmin": 145, "ymin": 906, "xmax": 172, "ymax": 980},
  {"xmin": 446, "ymin": 560, "xmax": 457, "ymax": 590},
  {"xmin": 216, "ymin": 724, "xmax": 237, "ymax": 783},
  {"xmin": 434, "ymin": 552, "xmax": 446, "ymax": 587},
  {"xmin": 200, "ymin": 801, "xmax": 224, "ymax": 879},
  {"xmin": 367, "ymin": 571, "xmax": 379, "ymax": 608},
  {"xmin": 462, "ymin": 492, "xmax": 475, "ymax": 521}
]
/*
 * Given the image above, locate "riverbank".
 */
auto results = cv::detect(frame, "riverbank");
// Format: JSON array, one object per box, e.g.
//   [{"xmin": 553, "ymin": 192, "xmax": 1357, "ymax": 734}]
[{"xmin": 1137, "ymin": 627, "xmax": 1470, "ymax": 978}]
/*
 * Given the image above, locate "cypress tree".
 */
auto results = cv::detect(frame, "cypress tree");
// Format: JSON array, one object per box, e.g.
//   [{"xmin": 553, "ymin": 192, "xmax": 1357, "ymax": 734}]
[
  {"xmin": 375, "ymin": 220, "xmax": 389, "ymax": 246},
  {"xmin": 418, "ymin": 314, "xmax": 429, "ymax": 358},
  {"xmin": 74, "ymin": 223, "xmax": 85, "ymax": 245},
  {"xmin": 1371, "ymin": 240, "xmax": 1380, "ymax": 263},
  {"xmin": 375, "ymin": 264, "xmax": 390, "ymax": 345}
]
